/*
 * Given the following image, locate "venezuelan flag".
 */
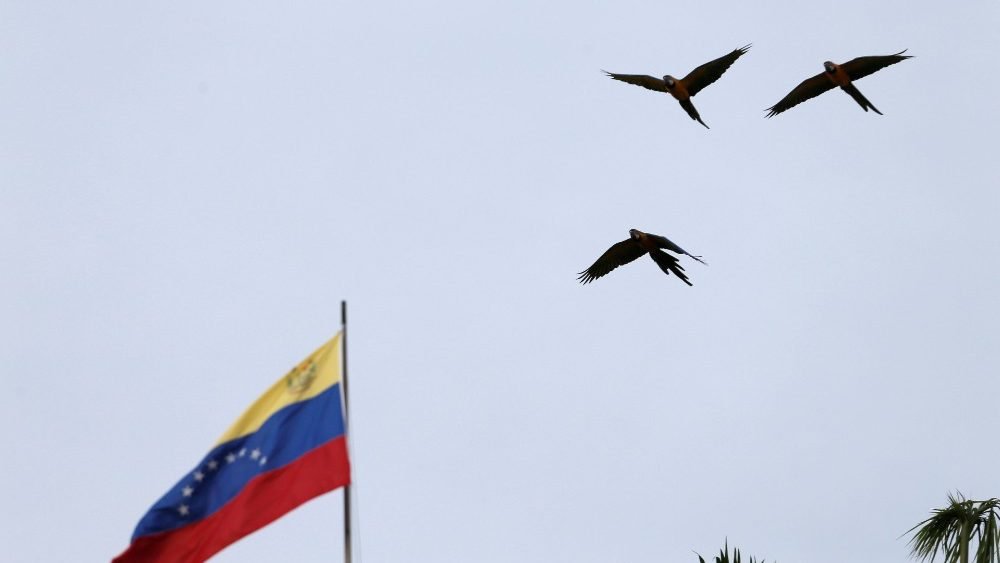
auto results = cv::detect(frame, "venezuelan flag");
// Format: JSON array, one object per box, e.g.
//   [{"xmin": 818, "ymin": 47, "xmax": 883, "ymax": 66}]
[{"xmin": 114, "ymin": 334, "xmax": 351, "ymax": 562}]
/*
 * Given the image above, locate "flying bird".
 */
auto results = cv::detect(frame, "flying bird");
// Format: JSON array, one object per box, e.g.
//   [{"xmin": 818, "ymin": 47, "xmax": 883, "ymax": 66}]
[
  {"xmin": 578, "ymin": 229, "xmax": 706, "ymax": 286},
  {"xmin": 604, "ymin": 44, "xmax": 751, "ymax": 129},
  {"xmin": 765, "ymin": 50, "xmax": 912, "ymax": 117}
]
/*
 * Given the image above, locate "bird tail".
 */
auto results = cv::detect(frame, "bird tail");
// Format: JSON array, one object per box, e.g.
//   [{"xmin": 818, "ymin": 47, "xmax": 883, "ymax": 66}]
[
  {"xmin": 649, "ymin": 248, "xmax": 693, "ymax": 286},
  {"xmin": 679, "ymin": 99, "xmax": 710, "ymax": 129},
  {"xmin": 841, "ymin": 83, "xmax": 882, "ymax": 115}
]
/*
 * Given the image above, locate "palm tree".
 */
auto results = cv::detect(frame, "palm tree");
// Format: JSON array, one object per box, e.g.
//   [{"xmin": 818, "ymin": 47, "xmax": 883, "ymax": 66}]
[
  {"xmin": 696, "ymin": 539, "xmax": 770, "ymax": 563},
  {"xmin": 907, "ymin": 492, "xmax": 1000, "ymax": 563}
]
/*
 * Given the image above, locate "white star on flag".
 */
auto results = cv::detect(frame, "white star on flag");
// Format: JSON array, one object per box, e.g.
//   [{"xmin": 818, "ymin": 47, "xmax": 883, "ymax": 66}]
[
  {"xmin": 207, "ymin": 460, "xmax": 218, "ymax": 470},
  {"xmin": 182, "ymin": 486, "xmax": 194, "ymax": 497},
  {"xmin": 226, "ymin": 453, "xmax": 236, "ymax": 463},
  {"xmin": 259, "ymin": 456, "xmax": 267, "ymax": 466},
  {"xmin": 250, "ymin": 448, "xmax": 261, "ymax": 460},
  {"xmin": 193, "ymin": 470, "xmax": 204, "ymax": 482},
  {"xmin": 178, "ymin": 504, "xmax": 190, "ymax": 516},
  {"xmin": 238, "ymin": 448, "xmax": 246, "ymax": 457}
]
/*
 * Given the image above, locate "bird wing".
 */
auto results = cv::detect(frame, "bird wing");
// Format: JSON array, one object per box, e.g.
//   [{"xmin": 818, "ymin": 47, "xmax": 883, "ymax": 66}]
[
  {"xmin": 840, "ymin": 50, "xmax": 911, "ymax": 81},
  {"xmin": 603, "ymin": 71, "xmax": 668, "ymax": 93},
  {"xmin": 648, "ymin": 248, "xmax": 692, "ymax": 286},
  {"xmin": 648, "ymin": 234, "xmax": 707, "ymax": 265},
  {"xmin": 577, "ymin": 239, "xmax": 646, "ymax": 284},
  {"xmin": 681, "ymin": 44, "xmax": 751, "ymax": 97},
  {"xmin": 765, "ymin": 71, "xmax": 836, "ymax": 117}
]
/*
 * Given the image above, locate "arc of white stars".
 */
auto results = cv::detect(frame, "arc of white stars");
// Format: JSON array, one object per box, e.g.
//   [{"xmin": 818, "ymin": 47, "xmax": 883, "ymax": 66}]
[{"xmin": 171, "ymin": 449, "xmax": 276, "ymax": 523}]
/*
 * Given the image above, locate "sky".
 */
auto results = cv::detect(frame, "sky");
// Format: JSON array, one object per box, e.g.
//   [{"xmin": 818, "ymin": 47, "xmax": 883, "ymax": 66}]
[{"xmin": 2, "ymin": 0, "xmax": 999, "ymax": 561}]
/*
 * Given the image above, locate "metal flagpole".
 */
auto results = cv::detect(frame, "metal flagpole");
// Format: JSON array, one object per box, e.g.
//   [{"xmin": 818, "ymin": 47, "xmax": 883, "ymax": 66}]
[{"xmin": 340, "ymin": 300, "xmax": 352, "ymax": 563}]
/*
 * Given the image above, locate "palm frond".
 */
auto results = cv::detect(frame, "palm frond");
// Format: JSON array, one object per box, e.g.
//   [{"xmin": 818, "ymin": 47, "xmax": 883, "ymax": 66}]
[
  {"xmin": 695, "ymin": 539, "xmax": 770, "ymax": 563},
  {"xmin": 906, "ymin": 493, "xmax": 1000, "ymax": 563}
]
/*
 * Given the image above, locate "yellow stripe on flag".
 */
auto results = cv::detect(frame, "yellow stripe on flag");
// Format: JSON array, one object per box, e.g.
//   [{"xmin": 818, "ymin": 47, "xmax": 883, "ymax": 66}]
[{"xmin": 214, "ymin": 333, "xmax": 342, "ymax": 445}]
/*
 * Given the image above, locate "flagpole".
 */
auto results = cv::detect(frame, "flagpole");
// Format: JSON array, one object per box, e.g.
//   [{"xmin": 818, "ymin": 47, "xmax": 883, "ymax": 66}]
[{"xmin": 340, "ymin": 300, "xmax": 352, "ymax": 563}]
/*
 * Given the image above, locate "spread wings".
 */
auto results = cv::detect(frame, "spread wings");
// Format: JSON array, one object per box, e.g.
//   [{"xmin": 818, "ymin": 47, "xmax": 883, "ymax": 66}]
[
  {"xmin": 765, "ymin": 71, "xmax": 835, "ymax": 117},
  {"xmin": 682, "ymin": 44, "xmax": 751, "ymax": 97},
  {"xmin": 766, "ymin": 50, "xmax": 912, "ymax": 117},
  {"xmin": 602, "ymin": 71, "xmax": 667, "ymax": 93},
  {"xmin": 840, "ymin": 50, "xmax": 911, "ymax": 81},
  {"xmin": 577, "ymin": 239, "xmax": 646, "ymax": 284}
]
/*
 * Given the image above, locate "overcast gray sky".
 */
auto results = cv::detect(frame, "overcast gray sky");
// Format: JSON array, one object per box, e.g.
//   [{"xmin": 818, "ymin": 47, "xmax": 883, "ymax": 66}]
[{"xmin": 3, "ymin": 1, "xmax": 999, "ymax": 561}]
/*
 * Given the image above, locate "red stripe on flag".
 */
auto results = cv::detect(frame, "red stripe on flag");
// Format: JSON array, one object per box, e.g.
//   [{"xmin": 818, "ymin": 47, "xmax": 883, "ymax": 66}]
[{"xmin": 113, "ymin": 436, "xmax": 351, "ymax": 563}]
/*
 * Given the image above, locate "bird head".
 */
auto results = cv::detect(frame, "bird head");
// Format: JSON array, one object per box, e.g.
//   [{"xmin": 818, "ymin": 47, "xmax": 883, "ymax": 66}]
[
  {"xmin": 662, "ymin": 75, "xmax": 677, "ymax": 89},
  {"xmin": 823, "ymin": 61, "xmax": 836, "ymax": 73},
  {"xmin": 629, "ymin": 229, "xmax": 642, "ymax": 240}
]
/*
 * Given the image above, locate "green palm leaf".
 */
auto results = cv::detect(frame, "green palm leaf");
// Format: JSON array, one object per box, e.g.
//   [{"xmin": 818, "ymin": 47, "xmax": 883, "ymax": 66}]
[{"xmin": 906, "ymin": 493, "xmax": 1000, "ymax": 563}]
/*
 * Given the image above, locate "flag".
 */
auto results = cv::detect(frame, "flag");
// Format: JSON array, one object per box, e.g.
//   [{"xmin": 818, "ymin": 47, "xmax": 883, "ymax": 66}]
[{"xmin": 114, "ymin": 333, "xmax": 351, "ymax": 562}]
